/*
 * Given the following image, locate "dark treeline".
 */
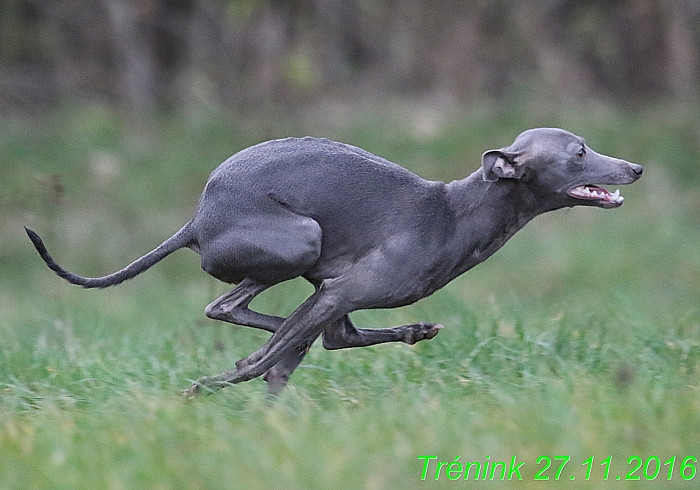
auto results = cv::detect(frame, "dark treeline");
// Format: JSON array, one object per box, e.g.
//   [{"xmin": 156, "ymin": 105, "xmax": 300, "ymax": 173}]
[{"xmin": 1, "ymin": 0, "xmax": 699, "ymax": 114}]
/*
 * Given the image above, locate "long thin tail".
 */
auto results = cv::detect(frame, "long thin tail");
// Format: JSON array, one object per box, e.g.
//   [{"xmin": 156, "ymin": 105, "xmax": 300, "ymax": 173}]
[{"xmin": 25, "ymin": 221, "xmax": 196, "ymax": 289}]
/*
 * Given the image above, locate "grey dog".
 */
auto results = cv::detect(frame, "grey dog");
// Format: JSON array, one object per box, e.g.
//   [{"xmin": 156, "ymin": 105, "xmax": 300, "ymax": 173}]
[{"xmin": 26, "ymin": 128, "xmax": 643, "ymax": 396}]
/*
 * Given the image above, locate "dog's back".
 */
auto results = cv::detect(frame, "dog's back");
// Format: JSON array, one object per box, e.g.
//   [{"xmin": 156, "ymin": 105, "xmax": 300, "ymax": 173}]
[{"xmin": 193, "ymin": 137, "xmax": 451, "ymax": 279}]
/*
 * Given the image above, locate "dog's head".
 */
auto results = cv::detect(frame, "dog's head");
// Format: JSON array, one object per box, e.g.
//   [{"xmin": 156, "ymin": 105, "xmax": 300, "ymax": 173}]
[{"xmin": 482, "ymin": 128, "xmax": 643, "ymax": 209}]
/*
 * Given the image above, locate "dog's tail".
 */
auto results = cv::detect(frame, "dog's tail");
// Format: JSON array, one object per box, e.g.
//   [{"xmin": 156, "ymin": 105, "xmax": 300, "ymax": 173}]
[{"xmin": 25, "ymin": 220, "xmax": 197, "ymax": 289}]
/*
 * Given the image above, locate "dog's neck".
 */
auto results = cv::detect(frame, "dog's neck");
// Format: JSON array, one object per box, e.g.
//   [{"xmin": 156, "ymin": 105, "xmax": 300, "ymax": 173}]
[{"xmin": 443, "ymin": 170, "xmax": 548, "ymax": 279}]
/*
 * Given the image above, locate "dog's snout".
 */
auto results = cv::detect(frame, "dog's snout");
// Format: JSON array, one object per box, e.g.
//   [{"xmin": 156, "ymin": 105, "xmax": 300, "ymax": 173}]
[{"xmin": 630, "ymin": 163, "xmax": 643, "ymax": 176}]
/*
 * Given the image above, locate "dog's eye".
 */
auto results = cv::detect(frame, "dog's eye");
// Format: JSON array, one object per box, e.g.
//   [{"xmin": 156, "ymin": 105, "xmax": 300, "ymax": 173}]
[{"xmin": 576, "ymin": 146, "xmax": 586, "ymax": 158}]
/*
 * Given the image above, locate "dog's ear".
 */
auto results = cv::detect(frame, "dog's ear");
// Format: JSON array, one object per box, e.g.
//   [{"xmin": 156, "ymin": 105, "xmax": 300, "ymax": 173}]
[{"xmin": 481, "ymin": 150, "xmax": 524, "ymax": 182}]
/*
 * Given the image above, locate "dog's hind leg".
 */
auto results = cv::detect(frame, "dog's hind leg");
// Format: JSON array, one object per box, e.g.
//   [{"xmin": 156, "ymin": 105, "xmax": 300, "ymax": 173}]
[
  {"xmin": 204, "ymin": 277, "xmax": 283, "ymax": 333},
  {"xmin": 205, "ymin": 279, "xmax": 326, "ymax": 394},
  {"xmin": 185, "ymin": 284, "xmax": 347, "ymax": 397}
]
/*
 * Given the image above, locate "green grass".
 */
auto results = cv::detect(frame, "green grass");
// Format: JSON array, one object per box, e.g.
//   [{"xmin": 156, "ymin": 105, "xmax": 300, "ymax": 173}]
[{"xmin": 1, "ymin": 102, "xmax": 699, "ymax": 489}]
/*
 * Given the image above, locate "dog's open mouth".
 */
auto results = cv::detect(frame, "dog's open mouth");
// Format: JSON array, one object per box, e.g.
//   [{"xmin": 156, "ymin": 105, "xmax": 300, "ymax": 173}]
[{"xmin": 567, "ymin": 185, "xmax": 623, "ymax": 207}]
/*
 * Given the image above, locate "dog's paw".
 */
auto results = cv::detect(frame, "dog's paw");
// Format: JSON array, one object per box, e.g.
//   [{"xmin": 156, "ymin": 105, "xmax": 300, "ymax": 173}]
[
  {"xmin": 183, "ymin": 382, "xmax": 202, "ymax": 400},
  {"xmin": 405, "ymin": 323, "xmax": 443, "ymax": 344},
  {"xmin": 183, "ymin": 375, "xmax": 215, "ymax": 400},
  {"xmin": 424, "ymin": 323, "xmax": 443, "ymax": 340}
]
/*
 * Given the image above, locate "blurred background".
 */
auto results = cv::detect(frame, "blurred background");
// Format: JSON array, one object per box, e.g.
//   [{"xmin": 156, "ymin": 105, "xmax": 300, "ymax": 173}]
[{"xmin": 2, "ymin": 0, "xmax": 700, "ymax": 113}]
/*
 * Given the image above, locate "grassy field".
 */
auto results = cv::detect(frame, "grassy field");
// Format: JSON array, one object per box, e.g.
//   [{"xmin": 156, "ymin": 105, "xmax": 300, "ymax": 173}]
[{"xmin": 1, "ymin": 102, "xmax": 699, "ymax": 489}]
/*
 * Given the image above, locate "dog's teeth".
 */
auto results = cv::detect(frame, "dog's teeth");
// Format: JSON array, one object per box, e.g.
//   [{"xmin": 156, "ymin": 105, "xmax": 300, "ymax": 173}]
[{"xmin": 570, "ymin": 185, "xmax": 624, "ymax": 203}]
